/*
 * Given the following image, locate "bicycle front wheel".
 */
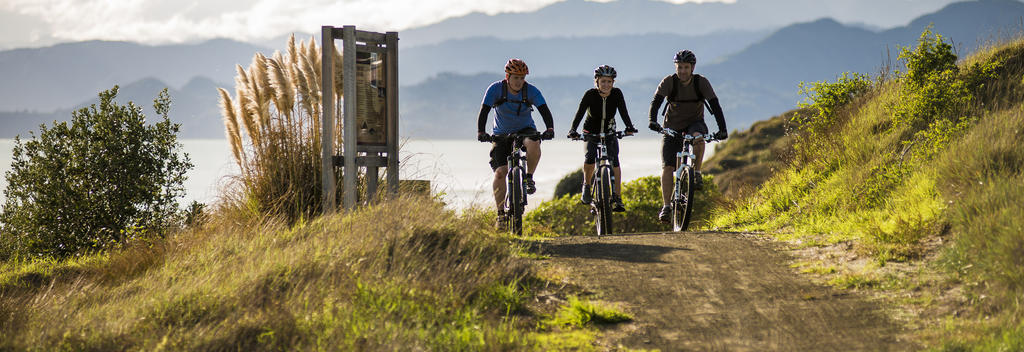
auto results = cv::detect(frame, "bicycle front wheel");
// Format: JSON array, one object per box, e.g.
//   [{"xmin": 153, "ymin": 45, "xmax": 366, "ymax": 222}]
[
  {"xmin": 595, "ymin": 167, "xmax": 614, "ymax": 236},
  {"xmin": 508, "ymin": 167, "xmax": 525, "ymax": 236},
  {"xmin": 673, "ymin": 166, "xmax": 695, "ymax": 232}
]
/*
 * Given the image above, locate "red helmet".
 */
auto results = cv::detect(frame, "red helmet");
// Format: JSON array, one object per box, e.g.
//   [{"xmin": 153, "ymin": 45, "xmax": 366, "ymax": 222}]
[{"xmin": 504, "ymin": 58, "xmax": 529, "ymax": 75}]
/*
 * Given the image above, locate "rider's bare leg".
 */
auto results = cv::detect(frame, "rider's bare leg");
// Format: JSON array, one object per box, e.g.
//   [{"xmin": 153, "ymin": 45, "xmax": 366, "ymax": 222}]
[
  {"xmin": 661, "ymin": 165, "xmax": 675, "ymax": 206},
  {"xmin": 583, "ymin": 163, "xmax": 595, "ymax": 186},
  {"xmin": 524, "ymin": 138, "xmax": 541, "ymax": 174},
  {"xmin": 692, "ymin": 132, "xmax": 706, "ymax": 171},
  {"xmin": 493, "ymin": 166, "xmax": 508, "ymax": 210}
]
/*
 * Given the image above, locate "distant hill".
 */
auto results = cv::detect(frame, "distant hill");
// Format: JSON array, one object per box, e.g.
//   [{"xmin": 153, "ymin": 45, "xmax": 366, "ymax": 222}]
[
  {"xmin": 398, "ymin": 0, "xmax": 962, "ymax": 47},
  {"xmin": 0, "ymin": 39, "xmax": 267, "ymax": 112},
  {"xmin": 400, "ymin": 30, "xmax": 767, "ymax": 85},
  {"xmin": 701, "ymin": 0, "xmax": 1024, "ymax": 123},
  {"xmin": 398, "ymin": 72, "xmax": 792, "ymax": 139},
  {"xmin": 0, "ymin": 77, "xmax": 224, "ymax": 139}
]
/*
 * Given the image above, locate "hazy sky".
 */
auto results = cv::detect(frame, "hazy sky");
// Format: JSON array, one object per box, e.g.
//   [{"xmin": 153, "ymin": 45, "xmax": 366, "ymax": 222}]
[{"xmin": 0, "ymin": 0, "xmax": 731, "ymax": 49}]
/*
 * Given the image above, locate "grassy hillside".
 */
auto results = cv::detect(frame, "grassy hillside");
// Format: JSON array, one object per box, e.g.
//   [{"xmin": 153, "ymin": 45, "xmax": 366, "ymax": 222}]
[
  {"xmin": 0, "ymin": 197, "xmax": 630, "ymax": 350},
  {"xmin": 706, "ymin": 31, "xmax": 1024, "ymax": 349},
  {"xmin": 703, "ymin": 109, "xmax": 799, "ymax": 199}
]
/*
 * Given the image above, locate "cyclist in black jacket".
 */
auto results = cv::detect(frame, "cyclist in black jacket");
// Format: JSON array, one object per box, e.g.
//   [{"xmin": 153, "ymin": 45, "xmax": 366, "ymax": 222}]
[{"xmin": 568, "ymin": 65, "xmax": 638, "ymax": 212}]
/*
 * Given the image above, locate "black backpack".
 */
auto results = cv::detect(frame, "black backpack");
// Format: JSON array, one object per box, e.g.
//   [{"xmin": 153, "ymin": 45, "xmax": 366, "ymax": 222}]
[
  {"xmin": 494, "ymin": 80, "xmax": 532, "ymax": 114},
  {"xmin": 661, "ymin": 74, "xmax": 712, "ymax": 116}
]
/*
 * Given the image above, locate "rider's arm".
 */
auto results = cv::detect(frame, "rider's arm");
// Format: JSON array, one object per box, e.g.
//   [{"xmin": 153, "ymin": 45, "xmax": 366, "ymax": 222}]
[
  {"xmin": 570, "ymin": 92, "xmax": 589, "ymax": 132},
  {"xmin": 616, "ymin": 89, "xmax": 635, "ymax": 129},
  {"xmin": 708, "ymin": 98, "xmax": 726, "ymax": 132},
  {"xmin": 537, "ymin": 104, "xmax": 555, "ymax": 131},
  {"xmin": 477, "ymin": 104, "xmax": 492, "ymax": 134},
  {"xmin": 649, "ymin": 94, "xmax": 665, "ymax": 123}
]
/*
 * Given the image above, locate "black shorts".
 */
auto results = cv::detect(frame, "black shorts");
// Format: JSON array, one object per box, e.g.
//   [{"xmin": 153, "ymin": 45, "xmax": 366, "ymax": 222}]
[
  {"xmin": 489, "ymin": 127, "xmax": 540, "ymax": 170},
  {"xmin": 662, "ymin": 121, "xmax": 708, "ymax": 168},
  {"xmin": 584, "ymin": 136, "xmax": 620, "ymax": 167}
]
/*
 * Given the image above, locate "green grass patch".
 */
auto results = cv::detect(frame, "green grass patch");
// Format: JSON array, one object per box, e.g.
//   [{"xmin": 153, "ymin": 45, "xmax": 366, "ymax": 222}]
[
  {"xmin": 827, "ymin": 273, "xmax": 881, "ymax": 290},
  {"xmin": 544, "ymin": 296, "xmax": 633, "ymax": 329},
  {"xmin": 791, "ymin": 261, "xmax": 837, "ymax": 275}
]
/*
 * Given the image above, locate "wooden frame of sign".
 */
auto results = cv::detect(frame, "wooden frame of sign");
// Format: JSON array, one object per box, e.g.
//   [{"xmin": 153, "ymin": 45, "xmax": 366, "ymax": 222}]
[{"xmin": 321, "ymin": 25, "xmax": 399, "ymax": 212}]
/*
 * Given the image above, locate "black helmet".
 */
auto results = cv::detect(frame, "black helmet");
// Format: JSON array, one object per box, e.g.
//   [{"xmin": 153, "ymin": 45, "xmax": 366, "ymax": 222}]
[
  {"xmin": 594, "ymin": 65, "xmax": 617, "ymax": 78},
  {"xmin": 673, "ymin": 50, "xmax": 697, "ymax": 64}
]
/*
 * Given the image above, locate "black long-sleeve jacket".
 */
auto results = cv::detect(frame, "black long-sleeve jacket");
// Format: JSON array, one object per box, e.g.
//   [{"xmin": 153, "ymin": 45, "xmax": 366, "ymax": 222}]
[{"xmin": 570, "ymin": 88, "xmax": 635, "ymax": 134}]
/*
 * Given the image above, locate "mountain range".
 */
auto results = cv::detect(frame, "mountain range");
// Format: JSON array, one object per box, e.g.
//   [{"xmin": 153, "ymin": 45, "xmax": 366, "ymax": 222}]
[
  {"xmin": 2, "ymin": 0, "xmax": 1023, "ymax": 139},
  {"xmin": 394, "ymin": 0, "xmax": 962, "ymax": 47}
]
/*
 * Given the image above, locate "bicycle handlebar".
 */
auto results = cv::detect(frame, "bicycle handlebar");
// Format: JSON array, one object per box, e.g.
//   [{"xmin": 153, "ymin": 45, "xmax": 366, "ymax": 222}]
[
  {"xmin": 657, "ymin": 128, "xmax": 720, "ymax": 143},
  {"xmin": 478, "ymin": 132, "xmax": 552, "ymax": 143},
  {"xmin": 569, "ymin": 131, "xmax": 632, "ymax": 141}
]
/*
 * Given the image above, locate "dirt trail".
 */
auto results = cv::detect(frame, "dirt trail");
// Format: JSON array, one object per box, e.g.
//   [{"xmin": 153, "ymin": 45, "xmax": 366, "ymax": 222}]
[{"xmin": 537, "ymin": 231, "xmax": 912, "ymax": 351}]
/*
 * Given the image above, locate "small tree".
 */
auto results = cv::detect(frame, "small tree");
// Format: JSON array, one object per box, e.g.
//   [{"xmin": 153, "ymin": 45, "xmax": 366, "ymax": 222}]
[{"xmin": 0, "ymin": 86, "xmax": 192, "ymax": 260}]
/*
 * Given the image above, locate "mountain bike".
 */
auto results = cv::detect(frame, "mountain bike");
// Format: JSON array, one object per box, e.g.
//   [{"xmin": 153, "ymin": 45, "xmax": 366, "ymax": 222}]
[
  {"xmin": 572, "ymin": 131, "xmax": 630, "ymax": 236},
  {"xmin": 658, "ymin": 128, "xmax": 719, "ymax": 231},
  {"xmin": 481, "ymin": 131, "xmax": 549, "ymax": 236}
]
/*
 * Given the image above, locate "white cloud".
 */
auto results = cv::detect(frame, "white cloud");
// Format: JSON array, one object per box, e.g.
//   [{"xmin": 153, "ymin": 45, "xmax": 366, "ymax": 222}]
[{"xmin": 0, "ymin": 0, "xmax": 594, "ymax": 46}]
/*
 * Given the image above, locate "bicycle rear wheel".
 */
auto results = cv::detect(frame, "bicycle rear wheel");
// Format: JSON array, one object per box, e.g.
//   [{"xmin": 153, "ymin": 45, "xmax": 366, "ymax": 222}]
[
  {"xmin": 673, "ymin": 166, "xmax": 695, "ymax": 232},
  {"xmin": 595, "ymin": 166, "xmax": 614, "ymax": 236},
  {"xmin": 508, "ymin": 167, "xmax": 525, "ymax": 236}
]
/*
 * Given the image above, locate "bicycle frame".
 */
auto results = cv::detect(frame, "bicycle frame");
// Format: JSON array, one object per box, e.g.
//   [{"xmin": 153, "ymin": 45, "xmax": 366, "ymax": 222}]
[
  {"xmin": 573, "ymin": 131, "xmax": 627, "ymax": 235},
  {"xmin": 659, "ymin": 128, "xmax": 717, "ymax": 231},
  {"xmin": 483, "ymin": 132, "xmax": 545, "ymax": 236}
]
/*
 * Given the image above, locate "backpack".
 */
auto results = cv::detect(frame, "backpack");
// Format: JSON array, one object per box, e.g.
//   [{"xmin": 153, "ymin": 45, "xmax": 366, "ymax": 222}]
[
  {"xmin": 494, "ymin": 80, "xmax": 532, "ymax": 114},
  {"xmin": 661, "ymin": 74, "xmax": 712, "ymax": 117}
]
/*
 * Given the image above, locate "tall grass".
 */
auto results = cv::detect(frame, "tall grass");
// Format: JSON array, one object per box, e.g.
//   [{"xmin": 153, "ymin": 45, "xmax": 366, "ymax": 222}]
[
  {"xmin": 0, "ymin": 197, "xmax": 562, "ymax": 350},
  {"xmin": 217, "ymin": 35, "xmax": 347, "ymax": 223}
]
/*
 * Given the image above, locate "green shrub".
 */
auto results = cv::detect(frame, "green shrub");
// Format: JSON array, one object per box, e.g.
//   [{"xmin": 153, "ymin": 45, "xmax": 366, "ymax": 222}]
[
  {"xmin": 794, "ymin": 72, "xmax": 873, "ymax": 135},
  {"xmin": 0, "ymin": 87, "xmax": 192, "ymax": 260},
  {"xmin": 899, "ymin": 26, "xmax": 958, "ymax": 89},
  {"xmin": 553, "ymin": 168, "xmax": 583, "ymax": 199},
  {"xmin": 524, "ymin": 193, "xmax": 590, "ymax": 237},
  {"xmin": 792, "ymin": 72, "xmax": 873, "ymax": 164}
]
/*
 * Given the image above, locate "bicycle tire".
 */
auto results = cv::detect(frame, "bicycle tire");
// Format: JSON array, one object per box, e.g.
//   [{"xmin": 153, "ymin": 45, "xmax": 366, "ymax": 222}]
[
  {"xmin": 508, "ymin": 167, "xmax": 525, "ymax": 236},
  {"xmin": 673, "ymin": 166, "xmax": 695, "ymax": 232},
  {"xmin": 595, "ymin": 166, "xmax": 614, "ymax": 236}
]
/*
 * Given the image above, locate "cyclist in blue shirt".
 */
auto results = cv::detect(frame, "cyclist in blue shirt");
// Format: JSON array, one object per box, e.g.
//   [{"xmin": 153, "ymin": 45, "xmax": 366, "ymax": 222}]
[{"xmin": 477, "ymin": 58, "xmax": 555, "ymax": 225}]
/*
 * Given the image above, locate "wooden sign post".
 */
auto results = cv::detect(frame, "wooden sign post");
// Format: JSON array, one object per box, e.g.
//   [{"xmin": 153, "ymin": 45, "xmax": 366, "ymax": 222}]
[{"xmin": 321, "ymin": 25, "xmax": 399, "ymax": 212}]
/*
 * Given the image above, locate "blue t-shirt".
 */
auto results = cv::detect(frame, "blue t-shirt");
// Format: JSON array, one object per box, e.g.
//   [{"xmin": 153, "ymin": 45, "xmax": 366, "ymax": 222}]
[{"xmin": 481, "ymin": 80, "xmax": 547, "ymax": 135}]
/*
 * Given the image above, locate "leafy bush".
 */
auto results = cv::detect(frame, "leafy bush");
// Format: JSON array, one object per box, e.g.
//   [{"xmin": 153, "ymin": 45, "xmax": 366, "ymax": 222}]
[
  {"xmin": 794, "ymin": 72, "xmax": 873, "ymax": 135},
  {"xmin": 791, "ymin": 72, "xmax": 873, "ymax": 164},
  {"xmin": 0, "ymin": 87, "xmax": 192, "ymax": 260},
  {"xmin": 890, "ymin": 26, "xmax": 997, "ymax": 161},
  {"xmin": 552, "ymin": 168, "xmax": 583, "ymax": 199},
  {"xmin": 898, "ymin": 26, "xmax": 957, "ymax": 89}
]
